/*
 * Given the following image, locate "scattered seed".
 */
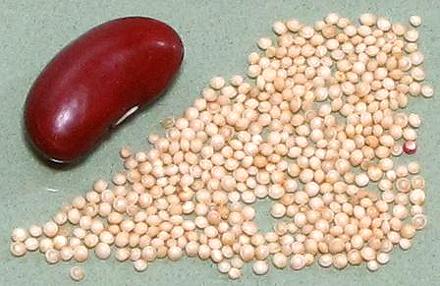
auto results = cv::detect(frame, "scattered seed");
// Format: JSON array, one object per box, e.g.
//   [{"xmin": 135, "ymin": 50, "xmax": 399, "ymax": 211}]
[
  {"xmin": 409, "ymin": 16, "xmax": 422, "ymax": 27},
  {"xmin": 70, "ymin": 266, "xmax": 85, "ymax": 282}
]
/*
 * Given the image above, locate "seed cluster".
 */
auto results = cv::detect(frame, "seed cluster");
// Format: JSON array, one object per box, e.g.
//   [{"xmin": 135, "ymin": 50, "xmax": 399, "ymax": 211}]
[{"xmin": 11, "ymin": 13, "xmax": 432, "ymax": 281}]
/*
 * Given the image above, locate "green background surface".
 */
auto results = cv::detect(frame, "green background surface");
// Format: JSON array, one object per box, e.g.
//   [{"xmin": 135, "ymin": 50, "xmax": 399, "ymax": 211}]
[{"xmin": 1, "ymin": 0, "xmax": 439, "ymax": 285}]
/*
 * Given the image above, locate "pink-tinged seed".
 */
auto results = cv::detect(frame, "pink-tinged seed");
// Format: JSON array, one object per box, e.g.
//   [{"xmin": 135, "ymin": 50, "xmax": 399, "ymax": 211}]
[{"xmin": 403, "ymin": 141, "xmax": 417, "ymax": 155}]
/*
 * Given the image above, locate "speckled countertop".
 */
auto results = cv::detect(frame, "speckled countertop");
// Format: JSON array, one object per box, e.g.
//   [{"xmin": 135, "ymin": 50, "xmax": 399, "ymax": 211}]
[{"xmin": 1, "ymin": 0, "xmax": 440, "ymax": 285}]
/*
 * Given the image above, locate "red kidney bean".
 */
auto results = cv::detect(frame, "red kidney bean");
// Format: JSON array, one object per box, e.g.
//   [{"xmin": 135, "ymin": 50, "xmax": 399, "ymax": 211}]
[{"xmin": 24, "ymin": 17, "xmax": 184, "ymax": 163}]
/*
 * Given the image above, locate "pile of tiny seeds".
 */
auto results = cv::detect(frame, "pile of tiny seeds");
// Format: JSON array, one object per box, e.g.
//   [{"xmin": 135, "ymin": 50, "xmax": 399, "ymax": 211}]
[{"xmin": 10, "ymin": 13, "xmax": 433, "ymax": 281}]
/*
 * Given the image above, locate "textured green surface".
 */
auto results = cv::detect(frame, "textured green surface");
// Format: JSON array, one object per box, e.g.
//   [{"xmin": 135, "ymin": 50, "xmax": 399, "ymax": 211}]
[{"xmin": 1, "ymin": 0, "xmax": 439, "ymax": 285}]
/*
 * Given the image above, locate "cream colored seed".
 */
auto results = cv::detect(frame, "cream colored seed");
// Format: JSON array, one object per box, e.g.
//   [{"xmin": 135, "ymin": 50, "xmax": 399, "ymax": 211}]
[
  {"xmin": 230, "ymin": 75, "xmax": 244, "ymax": 86},
  {"xmin": 355, "ymin": 173, "xmax": 369, "ymax": 187},
  {"xmin": 347, "ymin": 250, "xmax": 362, "ymax": 265},
  {"xmin": 377, "ymin": 17, "xmax": 391, "ymax": 31},
  {"xmin": 421, "ymin": 84, "xmax": 434, "ymax": 98},
  {"xmin": 24, "ymin": 237, "xmax": 39, "ymax": 251},
  {"xmin": 360, "ymin": 247, "xmax": 376, "ymax": 261},
  {"xmin": 28, "ymin": 225, "xmax": 43, "ymax": 238},
  {"xmin": 367, "ymin": 260, "xmax": 380, "ymax": 272},
  {"xmin": 168, "ymin": 246, "xmax": 183, "ymax": 261},
  {"xmin": 10, "ymin": 242, "xmax": 27, "ymax": 257},
  {"xmin": 412, "ymin": 214, "xmax": 428, "ymax": 230},
  {"xmin": 333, "ymin": 254, "xmax": 348, "ymax": 269},
  {"xmin": 377, "ymin": 253, "xmax": 390, "ymax": 265},
  {"xmin": 39, "ymin": 238, "xmax": 53, "ymax": 253},
  {"xmin": 43, "ymin": 221, "xmax": 59, "ymax": 238},
  {"xmin": 74, "ymin": 245, "xmax": 89, "ymax": 262},
  {"xmin": 408, "ymin": 113, "xmax": 421, "ymax": 128},
  {"xmin": 210, "ymin": 76, "xmax": 225, "ymax": 90},
  {"xmin": 115, "ymin": 248, "xmax": 131, "ymax": 262},
  {"xmin": 411, "ymin": 52, "xmax": 424, "ymax": 65},
  {"xmin": 286, "ymin": 18, "xmax": 302, "ymax": 31},
  {"xmin": 409, "ymin": 189, "xmax": 425, "ymax": 205},
  {"xmin": 407, "ymin": 161, "xmax": 421, "ymax": 174},
  {"xmin": 405, "ymin": 29, "xmax": 419, "ymax": 42},
  {"xmin": 393, "ymin": 22, "xmax": 406, "ymax": 35},
  {"xmin": 257, "ymin": 38, "xmax": 272, "ymax": 50},
  {"xmin": 70, "ymin": 266, "xmax": 85, "ymax": 282},
  {"xmin": 359, "ymin": 13, "xmax": 376, "ymax": 26},
  {"xmin": 290, "ymin": 254, "xmax": 306, "ymax": 270},
  {"xmin": 409, "ymin": 15, "xmax": 422, "ymax": 27},
  {"xmin": 253, "ymin": 260, "xmax": 269, "ymax": 275},
  {"xmin": 45, "ymin": 249, "xmax": 60, "ymax": 264},
  {"xmin": 301, "ymin": 26, "xmax": 315, "ymax": 38},
  {"xmin": 93, "ymin": 179, "xmax": 108, "ymax": 192},
  {"xmin": 272, "ymin": 253, "xmax": 288, "ymax": 269},
  {"xmin": 228, "ymin": 268, "xmax": 241, "ymax": 280},
  {"xmin": 399, "ymin": 239, "xmax": 412, "ymax": 250},
  {"xmin": 112, "ymin": 173, "xmax": 127, "ymax": 185},
  {"xmin": 318, "ymin": 254, "xmax": 333, "ymax": 268},
  {"xmin": 84, "ymin": 234, "xmax": 99, "ymax": 248},
  {"xmin": 218, "ymin": 261, "xmax": 232, "ymax": 273},
  {"xmin": 325, "ymin": 13, "xmax": 339, "ymax": 24},
  {"xmin": 119, "ymin": 146, "xmax": 131, "ymax": 158},
  {"xmin": 412, "ymin": 67, "xmax": 425, "ymax": 81},
  {"xmin": 53, "ymin": 235, "xmax": 68, "ymax": 250},
  {"xmin": 133, "ymin": 259, "xmax": 148, "ymax": 272},
  {"xmin": 73, "ymin": 228, "xmax": 86, "ymax": 239},
  {"xmin": 69, "ymin": 238, "xmax": 81, "ymax": 248},
  {"xmin": 68, "ymin": 208, "xmax": 81, "ymax": 225},
  {"xmin": 11, "ymin": 228, "xmax": 28, "ymax": 242},
  {"xmin": 60, "ymin": 246, "xmax": 74, "ymax": 261},
  {"xmin": 272, "ymin": 21, "xmax": 287, "ymax": 35},
  {"xmin": 53, "ymin": 212, "xmax": 67, "ymax": 225},
  {"xmin": 95, "ymin": 243, "xmax": 111, "ymax": 260}
]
